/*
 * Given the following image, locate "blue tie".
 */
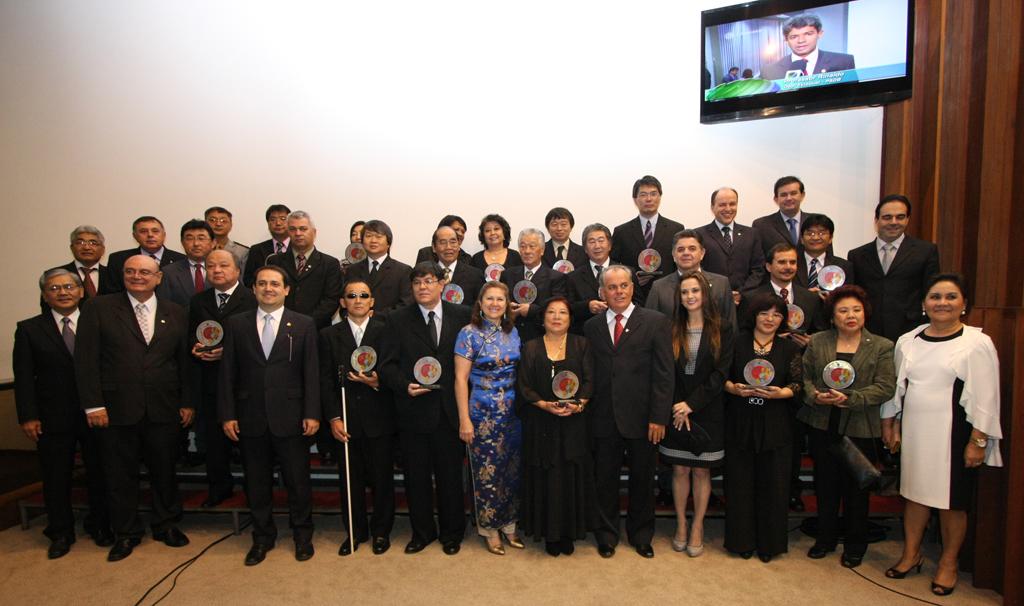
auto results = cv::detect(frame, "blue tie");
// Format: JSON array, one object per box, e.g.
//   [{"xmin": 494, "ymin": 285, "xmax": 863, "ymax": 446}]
[
  {"xmin": 261, "ymin": 314, "xmax": 275, "ymax": 359},
  {"xmin": 787, "ymin": 218, "xmax": 798, "ymax": 245}
]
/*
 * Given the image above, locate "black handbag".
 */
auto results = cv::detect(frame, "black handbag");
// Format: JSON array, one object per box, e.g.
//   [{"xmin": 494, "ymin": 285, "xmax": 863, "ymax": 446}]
[
  {"xmin": 673, "ymin": 419, "xmax": 712, "ymax": 456},
  {"xmin": 827, "ymin": 399, "xmax": 882, "ymax": 490}
]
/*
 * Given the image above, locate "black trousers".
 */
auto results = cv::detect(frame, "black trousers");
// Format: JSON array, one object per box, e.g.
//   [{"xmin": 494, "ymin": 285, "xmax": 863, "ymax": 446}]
[
  {"xmin": 38, "ymin": 415, "xmax": 109, "ymax": 540},
  {"xmin": 95, "ymin": 419, "xmax": 182, "ymax": 540},
  {"xmin": 339, "ymin": 433, "xmax": 396, "ymax": 541},
  {"xmin": 400, "ymin": 423, "xmax": 465, "ymax": 545},
  {"xmin": 200, "ymin": 393, "xmax": 234, "ymax": 498},
  {"xmin": 239, "ymin": 432, "xmax": 314, "ymax": 546},
  {"xmin": 724, "ymin": 444, "xmax": 791, "ymax": 556},
  {"xmin": 807, "ymin": 426, "xmax": 875, "ymax": 556},
  {"xmin": 591, "ymin": 433, "xmax": 656, "ymax": 546},
  {"xmin": 789, "ymin": 414, "xmax": 806, "ymax": 498}
]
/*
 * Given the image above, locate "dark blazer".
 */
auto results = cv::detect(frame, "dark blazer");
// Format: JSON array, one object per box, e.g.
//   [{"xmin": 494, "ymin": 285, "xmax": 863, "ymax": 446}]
[
  {"xmin": 752, "ymin": 212, "xmax": 802, "ymax": 258},
  {"xmin": 542, "ymin": 239, "xmax": 588, "ymax": 269},
  {"xmin": 644, "ymin": 270, "xmax": 737, "ymax": 331},
  {"xmin": 583, "ymin": 306, "xmax": 674, "ymax": 440},
  {"xmin": 445, "ymin": 262, "xmax": 485, "ymax": 306},
  {"xmin": 696, "ymin": 221, "xmax": 766, "ymax": 291},
  {"xmin": 107, "ymin": 247, "xmax": 187, "ymax": 291},
  {"xmin": 318, "ymin": 318, "xmax": 396, "ymax": 438},
  {"xmin": 188, "ymin": 285, "xmax": 258, "ymax": 397},
  {"xmin": 266, "ymin": 247, "xmax": 342, "ymax": 330},
  {"xmin": 345, "ymin": 255, "xmax": 413, "ymax": 319},
  {"xmin": 379, "ymin": 301, "xmax": 471, "ymax": 434},
  {"xmin": 761, "ymin": 50, "xmax": 856, "ymax": 80},
  {"xmin": 564, "ymin": 262, "xmax": 642, "ymax": 333},
  {"xmin": 217, "ymin": 308, "xmax": 320, "ymax": 437},
  {"xmin": 611, "ymin": 215, "xmax": 686, "ymax": 274},
  {"xmin": 415, "ymin": 246, "xmax": 472, "ymax": 266},
  {"xmin": 738, "ymin": 282, "xmax": 827, "ymax": 334},
  {"xmin": 470, "ymin": 248, "xmax": 523, "ymax": 272},
  {"xmin": 671, "ymin": 321, "xmax": 735, "ymax": 451},
  {"xmin": 74, "ymin": 293, "xmax": 191, "ymax": 425},
  {"xmin": 243, "ymin": 238, "xmax": 288, "ymax": 287},
  {"xmin": 848, "ymin": 236, "xmax": 940, "ymax": 342},
  {"xmin": 501, "ymin": 265, "xmax": 567, "ymax": 344},
  {"xmin": 156, "ymin": 259, "xmax": 203, "ymax": 309},
  {"xmin": 795, "ymin": 252, "xmax": 855, "ymax": 290},
  {"xmin": 58, "ymin": 262, "xmax": 120, "ymax": 299},
  {"xmin": 13, "ymin": 313, "xmax": 84, "ymax": 433}
]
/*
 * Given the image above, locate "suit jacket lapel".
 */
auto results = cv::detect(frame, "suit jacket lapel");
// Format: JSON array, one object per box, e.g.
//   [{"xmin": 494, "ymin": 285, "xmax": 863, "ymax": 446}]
[
  {"xmin": 39, "ymin": 315, "xmax": 73, "ymax": 359},
  {"xmin": 615, "ymin": 308, "xmax": 643, "ymax": 350},
  {"xmin": 268, "ymin": 310, "xmax": 295, "ymax": 361},
  {"xmin": 149, "ymin": 305, "xmax": 173, "ymax": 346},
  {"xmin": 115, "ymin": 295, "xmax": 148, "ymax": 345},
  {"xmin": 705, "ymin": 223, "xmax": 730, "ymax": 257},
  {"xmin": 411, "ymin": 307, "xmax": 435, "ymax": 351},
  {"xmin": 887, "ymin": 238, "xmax": 914, "ymax": 274}
]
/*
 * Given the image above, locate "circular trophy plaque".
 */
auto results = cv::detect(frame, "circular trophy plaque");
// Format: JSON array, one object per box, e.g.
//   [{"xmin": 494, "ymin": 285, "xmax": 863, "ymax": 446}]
[
  {"xmin": 513, "ymin": 280, "xmax": 538, "ymax": 304},
  {"xmin": 787, "ymin": 304, "xmax": 805, "ymax": 330},
  {"xmin": 637, "ymin": 248, "xmax": 662, "ymax": 273},
  {"xmin": 195, "ymin": 320, "xmax": 224, "ymax": 348},
  {"xmin": 822, "ymin": 360, "xmax": 856, "ymax": 390},
  {"xmin": 552, "ymin": 260, "xmax": 575, "ymax": 274},
  {"xmin": 484, "ymin": 263, "xmax": 505, "ymax": 281},
  {"xmin": 414, "ymin": 356, "xmax": 442, "ymax": 386},
  {"xmin": 743, "ymin": 359, "xmax": 776, "ymax": 387},
  {"xmin": 818, "ymin": 265, "xmax": 847, "ymax": 291},
  {"xmin": 345, "ymin": 242, "xmax": 367, "ymax": 264},
  {"xmin": 350, "ymin": 346, "xmax": 377, "ymax": 373},
  {"xmin": 442, "ymin": 283, "xmax": 465, "ymax": 304},
  {"xmin": 551, "ymin": 370, "xmax": 580, "ymax": 400}
]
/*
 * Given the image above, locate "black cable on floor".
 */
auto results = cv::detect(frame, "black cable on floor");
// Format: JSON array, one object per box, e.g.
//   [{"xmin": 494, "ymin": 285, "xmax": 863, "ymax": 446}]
[
  {"xmin": 847, "ymin": 564, "xmax": 945, "ymax": 605},
  {"xmin": 133, "ymin": 518, "xmax": 253, "ymax": 606}
]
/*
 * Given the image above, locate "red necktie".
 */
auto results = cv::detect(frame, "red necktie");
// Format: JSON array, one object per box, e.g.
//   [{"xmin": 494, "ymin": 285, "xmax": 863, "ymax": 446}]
[
  {"xmin": 81, "ymin": 267, "xmax": 97, "ymax": 297},
  {"xmin": 194, "ymin": 264, "xmax": 205, "ymax": 293},
  {"xmin": 779, "ymin": 287, "xmax": 789, "ymax": 302},
  {"xmin": 613, "ymin": 313, "xmax": 624, "ymax": 346}
]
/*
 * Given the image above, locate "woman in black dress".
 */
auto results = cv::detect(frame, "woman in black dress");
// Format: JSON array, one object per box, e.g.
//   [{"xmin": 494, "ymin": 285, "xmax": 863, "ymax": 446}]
[
  {"xmin": 518, "ymin": 296, "xmax": 594, "ymax": 556},
  {"xmin": 658, "ymin": 271, "xmax": 733, "ymax": 557},
  {"xmin": 724, "ymin": 293, "xmax": 803, "ymax": 562},
  {"xmin": 471, "ymin": 214, "xmax": 523, "ymax": 274}
]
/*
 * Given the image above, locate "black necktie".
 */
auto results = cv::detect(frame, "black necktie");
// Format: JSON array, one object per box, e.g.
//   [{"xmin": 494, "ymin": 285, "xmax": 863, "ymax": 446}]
[
  {"xmin": 427, "ymin": 311, "xmax": 439, "ymax": 347},
  {"xmin": 61, "ymin": 317, "xmax": 75, "ymax": 354},
  {"xmin": 275, "ymin": 241, "xmax": 284, "ymax": 254},
  {"xmin": 217, "ymin": 292, "xmax": 230, "ymax": 310},
  {"xmin": 556, "ymin": 245, "xmax": 565, "ymax": 260},
  {"xmin": 525, "ymin": 268, "xmax": 534, "ymax": 281},
  {"xmin": 370, "ymin": 260, "xmax": 379, "ymax": 277},
  {"xmin": 808, "ymin": 258, "xmax": 819, "ymax": 289}
]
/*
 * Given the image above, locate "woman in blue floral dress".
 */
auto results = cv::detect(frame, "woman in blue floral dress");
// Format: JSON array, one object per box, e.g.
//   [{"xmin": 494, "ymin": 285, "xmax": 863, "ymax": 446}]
[{"xmin": 454, "ymin": 281, "xmax": 523, "ymax": 555}]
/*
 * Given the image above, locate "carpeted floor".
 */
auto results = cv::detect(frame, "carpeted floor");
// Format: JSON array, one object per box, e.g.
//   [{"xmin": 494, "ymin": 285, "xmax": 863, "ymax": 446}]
[{"xmin": 0, "ymin": 514, "xmax": 1002, "ymax": 605}]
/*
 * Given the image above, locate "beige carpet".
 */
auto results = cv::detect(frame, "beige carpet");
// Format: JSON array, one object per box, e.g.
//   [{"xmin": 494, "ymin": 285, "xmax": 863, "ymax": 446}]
[{"xmin": 0, "ymin": 514, "xmax": 1002, "ymax": 605}]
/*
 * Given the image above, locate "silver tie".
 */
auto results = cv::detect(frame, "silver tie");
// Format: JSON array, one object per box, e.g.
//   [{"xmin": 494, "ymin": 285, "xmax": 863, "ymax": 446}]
[
  {"xmin": 135, "ymin": 303, "xmax": 152, "ymax": 344},
  {"xmin": 881, "ymin": 244, "xmax": 895, "ymax": 274},
  {"xmin": 261, "ymin": 314, "xmax": 275, "ymax": 358}
]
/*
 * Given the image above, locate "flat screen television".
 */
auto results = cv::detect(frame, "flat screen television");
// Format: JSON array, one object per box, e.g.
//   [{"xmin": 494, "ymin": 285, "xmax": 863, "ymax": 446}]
[{"xmin": 700, "ymin": 0, "xmax": 914, "ymax": 123}]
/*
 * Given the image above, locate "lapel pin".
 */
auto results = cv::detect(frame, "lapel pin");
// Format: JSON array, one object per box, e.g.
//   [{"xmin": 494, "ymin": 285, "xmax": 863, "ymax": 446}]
[
  {"xmin": 286, "ymin": 322, "xmax": 292, "ymax": 327},
  {"xmin": 160, "ymin": 319, "xmax": 166, "ymax": 324}
]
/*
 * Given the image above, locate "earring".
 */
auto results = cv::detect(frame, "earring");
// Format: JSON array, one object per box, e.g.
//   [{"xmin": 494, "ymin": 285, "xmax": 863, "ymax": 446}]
[
  {"xmin": 921, "ymin": 309, "xmax": 926, "ymax": 316},
  {"xmin": 961, "ymin": 310, "xmax": 966, "ymax": 316}
]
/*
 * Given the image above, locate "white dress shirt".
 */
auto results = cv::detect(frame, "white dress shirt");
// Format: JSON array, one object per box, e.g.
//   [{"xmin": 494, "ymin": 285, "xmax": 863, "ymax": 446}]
[{"xmin": 605, "ymin": 303, "xmax": 635, "ymax": 342}]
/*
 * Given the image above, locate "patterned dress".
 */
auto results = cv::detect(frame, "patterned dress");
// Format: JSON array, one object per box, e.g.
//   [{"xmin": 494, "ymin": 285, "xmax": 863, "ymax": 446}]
[{"xmin": 454, "ymin": 322, "xmax": 523, "ymax": 531}]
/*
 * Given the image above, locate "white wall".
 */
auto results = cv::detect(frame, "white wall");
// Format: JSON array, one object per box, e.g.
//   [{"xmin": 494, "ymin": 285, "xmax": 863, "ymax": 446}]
[{"xmin": 0, "ymin": 0, "xmax": 882, "ymax": 380}]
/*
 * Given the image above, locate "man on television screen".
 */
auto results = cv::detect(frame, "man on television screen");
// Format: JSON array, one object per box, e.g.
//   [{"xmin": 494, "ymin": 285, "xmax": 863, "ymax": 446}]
[{"xmin": 761, "ymin": 14, "xmax": 855, "ymax": 80}]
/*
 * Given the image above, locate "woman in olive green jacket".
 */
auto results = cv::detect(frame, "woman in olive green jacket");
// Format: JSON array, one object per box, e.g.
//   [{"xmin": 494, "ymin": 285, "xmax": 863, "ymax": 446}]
[{"xmin": 797, "ymin": 285, "xmax": 895, "ymax": 569}]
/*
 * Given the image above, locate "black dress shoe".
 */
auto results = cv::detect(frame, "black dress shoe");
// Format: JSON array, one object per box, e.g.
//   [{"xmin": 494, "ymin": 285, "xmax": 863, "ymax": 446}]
[
  {"xmin": 201, "ymin": 492, "xmax": 233, "ymax": 508},
  {"xmin": 739, "ymin": 550, "xmax": 754, "ymax": 560},
  {"xmin": 758, "ymin": 552, "xmax": 773, "ymax": 563},
  {"xmin": 338, "ymin": 538, "xmax": 355, "ymax": 556},
  {"xmin": 442, "ymin": 541, "xmax": 461, "ymax": 555},
  {"xmin": 245, "ymin": 543, "xmax": 273, "ymax": 566},
  {"xmin": 372, "ymin": 536, "xmax": 390, "ymax": 555},
  {"xmin": 840, "ymin": 553, "xmax": 863, "ymax": 568},
  {"xmin": 48, "ymin": 537, "xmax": 73, "ymax": 559},
  {"xmin": 107, "ymin": 538, "xmax": 141, "ymax": 562},
  {"xmin": 788, "ymin": 496, "xmax": 805, "ymax": 512},
  {"xmin": 597, "ymin": 543, "xmax": 615, "ymax": 558},
  {"xmin": 295, "ymin": 542, "xmax": 315, "ymax": 561},
  {"xmin": 91, "ymin": 528, "xmax": 115, "ymax": 548},
  {"xmin": 807, "ymin": 543, "xmax": 836, "ymax": 559},
  {"xmin": 635, "ymin": 544, "xmax": 655, "ymax": 559},
  {"xmin": 152, "ymin": 527, "xmax": 190, "ymax": 548},
  {"xmin": 404, "ymin": 538, "xmax": 429, "ymax": 554},
  {"xmin": 560, "ymin": 540, "xmax": 575, "ymax": 556},
  {"xmin": 545, "ymin": 542, "xmax": 561, "ymax": 557}
]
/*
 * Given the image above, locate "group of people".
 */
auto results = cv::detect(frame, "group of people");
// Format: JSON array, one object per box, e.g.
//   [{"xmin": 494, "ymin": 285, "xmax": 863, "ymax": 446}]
[{"xmin": 13, "ymin": 174, "xmax": 1002, "ymax": 596}]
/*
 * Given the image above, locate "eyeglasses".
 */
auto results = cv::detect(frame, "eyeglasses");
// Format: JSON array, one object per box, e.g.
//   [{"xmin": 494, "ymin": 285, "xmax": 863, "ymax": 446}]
[
  {"xmin": 803, "ymin": 230, "xmax": 831, "ymax": 239},
  {"xmin": 412, "ymin": 279, "xmax": 439, "ymax": 287},
  {"xmin": 45, "ymin": 283, "xmax": 80, "ymax": 292},
  {"xmin": 636, "ymin": 192, "xmax": 660, "ymax": 199},
  {"xmin": 123, "ymin": 268, "xmax": 156, "ymax": 277},
  {"xmin": 345, "ymin": 293, "xmax": 371, "ymax": 299},
  {"xmin": 73, "ymin": 239, "xmax": 102, "ymax": 247}
]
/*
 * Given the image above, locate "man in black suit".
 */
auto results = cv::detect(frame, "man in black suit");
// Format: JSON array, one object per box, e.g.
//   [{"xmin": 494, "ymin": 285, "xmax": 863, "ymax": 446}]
[
  {"xmin": 611, "ymin": 175, "xmax": 685, "ymax": 300},
  {"xmin": 345, "ymin": 220, "xmax": 413, "ymax": 319},
  {"xmin": 219, "ymin": 265, "xmax": 321, "ymax": 565},
  {"xmin": 760, "ymin": 14, "xmax": 856, "ymax": 80},
  {"xmin": 58, "ymin": 225, "xmax": 119, "ymax": 300},
  {"xmin": 14, "ymin": 269, "xmax": 111, "ymax": 558},
  {"xmin": 156, "ymin": 219, "xmax": 215, "ymax": 309},
  {"xmin": 502, "ymin": 228, "xmax": 567, "ymax": 344},
  {"xmin": 542, "ymin": 207, "xmax": 588, "ymax": 269},
  {"xmin": 75, "ymin": 255, "xmax": 194, "ymax": 561},
  {"xmin": 188, "ymin": 250, "xmax": 257, "ymax": 507},
  {"xmin": 796, "ymin": 213, "xmax": 856, "ymax": 296},
  {"xmin": 645, "ymin": 229, "xmax": 737, "ymax": 331},
  {"xmin": 848, "ymin": 195, "xmax": 940, "ymax": 342},
  {"xmin": 433, "ymin": 225, "xmax": 484, "ymax": 305},
  {"xmin": 243, "ymin": 204, "xmax": 291, "ymax": 287},
  {"xmin": 266, "ymin": 210, "xmax": 342, "ymax": 330},
  {"xmin": 752, "ymin": 176, "xmax": 810, "ymax": 259},
  {"xmin": 106, "ymin": 216, "xmax": 188, "ymax": 290},
  {"xmin": 698, "ymin": 187, "xmax": 766, "ymax": 297},
  {"xmin": 319, "ymin": 279, "xmax": 397, "ymax": 556},
  {"xmin": 379, "ymin": 263, "xmax": 470, "ymax": 556},
  {"xmin": 566, "ymin": 223, "xmax": 614, "ymax": 334},
  {"xmin": 584, "ymin": 265, "xmax": 673, "ymax": 559},
  {"xmin": 415, "ymin": 215, "xmax": 473, "ymax": 265}
]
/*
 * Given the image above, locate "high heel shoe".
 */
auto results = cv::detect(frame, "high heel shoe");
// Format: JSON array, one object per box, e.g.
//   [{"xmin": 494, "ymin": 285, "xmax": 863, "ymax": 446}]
[
  {"xmin": 685, "ymin": 543, "xmax": 705, "ymax": 558},
  {"xmin": 931, "ymin": 581, "xmax": 956, "ymax": 597},
  {"xmin": 484, "ymin": 537, "xmax": 505, "ymax": 556},
  {"xmin": 884, "ymin": 557, "xmax": 923, "ymax": 579},
  {"xmin": 500, "ymin": 531, "xmax": 525, "ymax": 550},
  {"xmin": 671, "ymin": 536, "xmax": 687, "ymax": 552}
]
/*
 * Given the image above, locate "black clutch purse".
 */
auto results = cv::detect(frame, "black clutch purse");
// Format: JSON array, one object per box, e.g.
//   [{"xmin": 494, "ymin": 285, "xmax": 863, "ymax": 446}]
[{"xmin": 674, "ymin": 420, "xmax": 712, "ymax": 456}]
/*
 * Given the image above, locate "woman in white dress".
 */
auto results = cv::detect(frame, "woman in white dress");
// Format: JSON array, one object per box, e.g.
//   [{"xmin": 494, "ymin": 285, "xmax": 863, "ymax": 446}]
[{"xmin": 881, "ymin": 273, "xmax": 1002, "ymax": 597}]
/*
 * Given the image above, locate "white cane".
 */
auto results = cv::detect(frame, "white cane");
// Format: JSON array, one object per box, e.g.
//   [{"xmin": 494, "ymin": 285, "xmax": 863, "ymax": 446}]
[
  {"xmin": 465, "ymin": 443, "xmax": 482, "ymax": 532},
  {"xmin": 339, "ymin": 368, "xmax": 357, "ymax": 552}
]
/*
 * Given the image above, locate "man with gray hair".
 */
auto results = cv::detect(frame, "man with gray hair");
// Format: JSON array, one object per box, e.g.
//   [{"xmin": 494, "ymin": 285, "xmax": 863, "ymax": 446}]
[
  {"xmin": 14, "ymin": 268, "xmax": 111, "ymax": 558},
  {"xmin": 55, "ymin": 225, "xmax": 119, "ymax": 300},
  {"xmin": 760, "ymin": 13, "xmax": 856, "ymax": 80},
  {"xmin": 501, "ymin": 227, "xmax": 566, "ymax": 344},
  {"xmin": 266, "ymin": 210, "xmax": 342, "ymax": 330}
]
